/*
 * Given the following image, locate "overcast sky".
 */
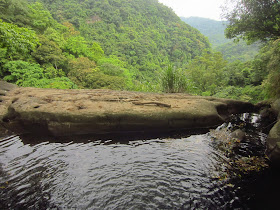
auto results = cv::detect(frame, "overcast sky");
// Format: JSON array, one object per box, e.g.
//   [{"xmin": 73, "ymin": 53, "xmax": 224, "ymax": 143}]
[{"xmin": 158, "ymin": 0, "xmax": 227, "ymax": 20}]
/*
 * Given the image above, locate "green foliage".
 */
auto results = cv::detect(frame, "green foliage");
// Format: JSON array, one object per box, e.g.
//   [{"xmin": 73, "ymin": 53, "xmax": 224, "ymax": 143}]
[
  {"xmin": 223, "ymin": 0, "xmax": 280, "ymax": 43},
  {"xmin": 63, "ymin": 35, "xmax": 90, "ymax": 58},
  {"xmin": 0, "ymin": 0, "xmax": 32, "ymax": 27},
  {"xmin": 34, "ymin": 0, "xmax": 210, "ymax": 81},
  {"xmin": 0, "ymin": 0, "xmax": 275, "ymax": 104},
  {"xmin": 0, "ymin": 19, "xmax": 39, "ymax": 60},
  {"xmin": 220, "ymin": 0, "xmax": 280, "ymax": 101},
  {"xmin": 32, "ymin": 35, "xmax": 67, "ymax": 70},
  {"xmin": 3, "ymin": 60, "xmax": 43, "ymax": 85},
  {"xmin": 28, "ymin": 2, "xmax": 55, "ymax": 32},
  {"xmin": 223, "ymin": 60, "xmax": 254, "ymax": 87},
  {"xmin": 34, "ymin": 77, "xmax": 77, "ymax": 89},
  {"xmin": 261, "ymin": 39, "xmax": 280, "ymax": 98},
  {"xmin": 214, "ymin": 85, "xmax": 265, "ymax": 103},
  {"xmin": 185, "ymin": 51, "xmax": 227, "ymax": 95},
  {"xmin": 68, "ymin": 57, "xmax": 125, "ymax": 89},
  {"xmin": 43, "ymin": 27, "xmax": 66, "ymax": 48},
  {"xmin": 90, "ymin": 42, "xmax": 104, "ymax": 62},
  {"xmin": 3, "ymin": 60, "xmax": 76, "ymax": 89},
  {"xmin": 215, "ymin": 41, "xmax": 260, "ymax": 62},
  {"xmin": 161, "ymin": 65, "xmax": 189, "ymax": 93}
]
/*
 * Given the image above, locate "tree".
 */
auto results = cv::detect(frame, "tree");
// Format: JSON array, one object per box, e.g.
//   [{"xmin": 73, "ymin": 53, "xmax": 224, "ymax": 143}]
[
  {"xmin": 0, "ymin": 19, "xmax": 39, "ymax": 60},
  {"xmin": 223, "ymin": 0, "xmax": 280, "ymax": 43},
  {"xmin": 222, "ymin": 0, "xmax": 280, "ymax": 101},
  {"xmin": 0, "ymin": 0, "xmax": 31, "ymax": 27},
  {"xmin": 185, "ymin": 51, "xmax": 227, "ymax": 95},
  {"xmin": 261, "ymin": 39, "xmax": 280, "ymax": 98},
  {"xmin": 28, "ymin": 2, "xmax": 55, "ymax": 32},
  {"xmin": 32, "ymin": 35, "xmax": 67, "ymax": 70},
  {"xmin": 68, "ymin": 57, "xmax": 126, "ymax": 89}
]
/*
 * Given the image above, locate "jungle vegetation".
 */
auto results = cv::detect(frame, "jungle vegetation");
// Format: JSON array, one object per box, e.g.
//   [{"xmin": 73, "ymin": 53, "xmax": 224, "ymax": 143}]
[{"xmin": 0, "ymin": 0, "xmax": 279, "ymax": 103}]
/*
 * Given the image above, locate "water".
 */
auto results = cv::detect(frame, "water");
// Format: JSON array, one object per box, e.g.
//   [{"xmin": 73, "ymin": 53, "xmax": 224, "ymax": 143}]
[{"xmin": 0, "ymin": 114, "xmax": 275, "ymax": 209}]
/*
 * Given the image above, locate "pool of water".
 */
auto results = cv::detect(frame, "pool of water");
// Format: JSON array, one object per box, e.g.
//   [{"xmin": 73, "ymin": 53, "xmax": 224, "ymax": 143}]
[{"xmin": 0, "ymin": 113, "xmax": 277, "ymax": 209}]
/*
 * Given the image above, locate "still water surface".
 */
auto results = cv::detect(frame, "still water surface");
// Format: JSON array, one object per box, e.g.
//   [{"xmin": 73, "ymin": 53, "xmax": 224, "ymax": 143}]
[
  {"xmin": 0, "ymin": 114, "xmax": 275, "ymax": 209},
  {"xmin": 0, "ymin": 133, "xmax": 247, "ymax": 209}
]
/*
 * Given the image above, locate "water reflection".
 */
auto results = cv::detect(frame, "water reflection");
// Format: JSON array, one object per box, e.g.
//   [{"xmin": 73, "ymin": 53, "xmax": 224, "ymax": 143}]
[
  {"xmin": 0, "ymin": 113, "xmax": 274, "ymax": 209},
  {"xmin": 1, "ymin": 134, "xmax": 243, "ymax": 209}
]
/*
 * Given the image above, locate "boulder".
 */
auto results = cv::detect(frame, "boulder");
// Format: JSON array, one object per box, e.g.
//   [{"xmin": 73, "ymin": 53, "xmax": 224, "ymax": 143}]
[
  {"xmin": 0, "ymin": 80, "xmax": 18, "ymax": 137},
  {"xmin": 0, "ymin": 86, "xmax": 254, "ymax": 137},
  {"xmin": 266, "ymin": 121, "xmax": 280, "ymax": 165},
  {"xmin": 272, "ymin": 99, "xmax": 280, "ymax": 119},
  {"xmin": 0, "ymin": 80, "xmax": 18, "ymax": 93},
  {"xmin": 265, "ymin": 99, "xmax": 280, "ymax": 165},
  {"xmin": 231, "ymin": 129, "xmax": 246, "ymax": 141}
]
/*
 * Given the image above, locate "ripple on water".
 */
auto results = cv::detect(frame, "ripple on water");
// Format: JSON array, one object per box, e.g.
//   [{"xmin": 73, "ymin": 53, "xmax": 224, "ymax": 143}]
[{"xmin": 0, "ymin": 134, "xmax": 242, "ymax": 209}]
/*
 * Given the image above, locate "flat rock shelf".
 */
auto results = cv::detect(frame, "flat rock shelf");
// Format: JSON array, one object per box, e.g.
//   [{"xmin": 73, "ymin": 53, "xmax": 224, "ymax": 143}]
[{"xmin": 0, "ymin": 82, "xmax": 254, "ymax": 137}]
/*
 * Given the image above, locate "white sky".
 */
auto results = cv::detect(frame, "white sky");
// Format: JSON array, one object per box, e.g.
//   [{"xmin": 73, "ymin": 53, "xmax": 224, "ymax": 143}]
[{"xmin": 158, "ymin": 0, "xmax": 227, "ymax": 20}]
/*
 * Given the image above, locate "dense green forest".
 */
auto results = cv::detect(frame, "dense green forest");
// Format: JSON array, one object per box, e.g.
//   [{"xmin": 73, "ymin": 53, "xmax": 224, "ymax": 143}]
[
  {"xmin": 0, "ymin": 0, "xmax": 209, "ymax": 91},
  {"xmin": 0, "ymin": 0, "xmax": 279, "ymax": 103},
  {"xmin": 181, "ymin": 16, "xmax": 260, "ymax": 62}
]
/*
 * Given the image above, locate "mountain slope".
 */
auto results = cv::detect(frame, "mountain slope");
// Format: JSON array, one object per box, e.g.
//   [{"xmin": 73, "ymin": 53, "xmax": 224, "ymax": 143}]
[
  {"xmin": 29, "ymin": 0, "xmax": 210, "ymax": 77},
  {"xmin": 181, "ymin": 16, "xmax": 259, "ymax": 61},
  {"xmin": 180, "ymin": 16, "xmax": 228, "ymax": 47},
  {"xmin": 1, "ymin": 0, "xmax": 211, "ymax": 91}
]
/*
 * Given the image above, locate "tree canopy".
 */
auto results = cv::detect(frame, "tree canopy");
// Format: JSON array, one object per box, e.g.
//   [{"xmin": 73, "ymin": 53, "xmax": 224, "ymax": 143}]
[{"xmin": 223, "ymin": 0, "xmax": 280, "ymax": 43}]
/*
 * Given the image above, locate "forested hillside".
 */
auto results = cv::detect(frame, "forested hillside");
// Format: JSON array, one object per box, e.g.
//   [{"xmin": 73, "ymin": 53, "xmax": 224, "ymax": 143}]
[
  {"xmin": 181, "ymin": 16, "xmax": 259, "ymax": 62},
  {"xmin": 0, "ymin": 0, "xmax": 210, "ymax": 91},
  {"xmin": 1, "ymin": 0, "xmax": 279, "ymax": 103},
  {"xmin": 180, "ymin": 17, "xmax": 228, "ymax": 47},
  {"xmin": 37, "ymin": 0, "xmax": 209, "ymax": 69}
]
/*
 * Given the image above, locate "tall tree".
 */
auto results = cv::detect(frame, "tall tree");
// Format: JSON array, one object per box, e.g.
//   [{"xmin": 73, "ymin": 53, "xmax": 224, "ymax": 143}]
[{"xmin": 223, "ymin": 0, "xmax": 280, "ymax": 43}]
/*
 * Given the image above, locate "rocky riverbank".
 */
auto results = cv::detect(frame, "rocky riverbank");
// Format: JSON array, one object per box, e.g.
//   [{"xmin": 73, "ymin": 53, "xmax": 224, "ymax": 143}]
[
  {"xmin": 0, "ymin": 81, "xmax": 254, "ymax": 137},
  {"xmin": 2, "ymin": 80, "xmax": 280, "ymax": 165}
]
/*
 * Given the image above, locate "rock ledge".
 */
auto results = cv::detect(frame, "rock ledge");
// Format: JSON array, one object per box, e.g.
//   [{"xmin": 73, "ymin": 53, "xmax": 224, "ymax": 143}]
[{"xmin": 0, "ymin": 82, "xmax": 254, "ymax": 137}]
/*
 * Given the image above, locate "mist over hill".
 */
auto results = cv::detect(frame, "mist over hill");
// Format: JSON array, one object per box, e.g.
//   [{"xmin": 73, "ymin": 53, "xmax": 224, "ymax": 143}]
[
  {"xmin": 180, "ymin": 16, "xmax": 229, "ymax": 47},
  {"xmin": 181, "ymin": 16, "xmax": 259, "ymax": 62}
]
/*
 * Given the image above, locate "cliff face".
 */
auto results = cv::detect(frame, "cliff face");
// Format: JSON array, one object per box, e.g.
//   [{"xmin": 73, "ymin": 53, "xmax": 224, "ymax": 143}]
[{"xmin": 0, "ymin": 81, "xmax": 254, "ymax": 137}]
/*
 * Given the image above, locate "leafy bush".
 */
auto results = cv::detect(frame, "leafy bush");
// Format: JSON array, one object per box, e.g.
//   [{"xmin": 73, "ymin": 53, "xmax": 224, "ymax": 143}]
[
  {"xmin": 3, "ymin": 60, "xmax": 44, "ymax": 85},
  {"xmin": 161, "ymin": 65, "xmax": 188, "ymax": 93},
  {"xmin": 3, "ymin": 60, "xmax": 77, "ymax": 89}
]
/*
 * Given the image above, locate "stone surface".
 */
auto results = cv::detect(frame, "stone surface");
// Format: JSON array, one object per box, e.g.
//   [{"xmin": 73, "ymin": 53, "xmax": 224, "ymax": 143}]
[
  {"xmin": 266, "ymin": 121, "xmax": 280, "ymax": 165},
  {"xmin": 231, "ymin": 129, "xmax": 246, "ymax": 141},
  {"xmin": 265, "ymin": 98, "xmax": 280, "ymax": 165},
  {"xmin": 0, "ymin": 86, "xmax": 254, "ymax": 137},
  {"xmin": 272, "ymin": 99, "xmax": 280, "ymax": 119},
  {"xmin": 0, "ymin": 80, "xmax": 18, "ymax": 137}
]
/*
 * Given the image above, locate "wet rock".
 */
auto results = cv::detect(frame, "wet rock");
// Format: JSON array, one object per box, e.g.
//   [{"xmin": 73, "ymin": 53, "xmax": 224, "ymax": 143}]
[
  {"xmin": 266, "ymin": 121, "xmax": 280, "ymax": 165},
  {"xmin": 0, "ymin": 81, "xmax": 18, "ymax": 136},
  {"xmin": 264, "ymin": 98, "xmax": 280, "ymax": 165},
  {"xmin": 0, "ymin": 86, "xmax": 254, "ymax": 137},
  {"xmin": 272, "ymin": 99, "xmax": 280, "ymax": 119},
  {"xmin": 231, "ymin": 129, "xmax": 246, "ymax": 141}
]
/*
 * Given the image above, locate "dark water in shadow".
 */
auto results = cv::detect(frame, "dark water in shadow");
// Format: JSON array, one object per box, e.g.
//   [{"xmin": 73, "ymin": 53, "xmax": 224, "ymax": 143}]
[{"xmin": 0, "ymin": 113, "xmax": 277, "ymax": 209}]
